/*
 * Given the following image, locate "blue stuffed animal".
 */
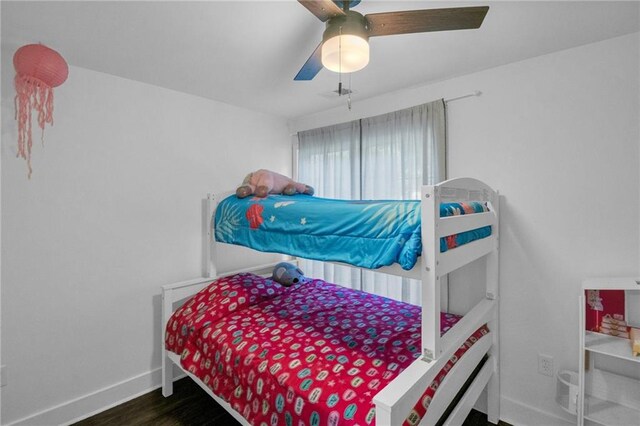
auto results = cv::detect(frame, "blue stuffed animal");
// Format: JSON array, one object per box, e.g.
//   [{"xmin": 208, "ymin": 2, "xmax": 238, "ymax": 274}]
[{"xmin": 272, "ymin": 262, "xmax": 306, "ymax": 287}]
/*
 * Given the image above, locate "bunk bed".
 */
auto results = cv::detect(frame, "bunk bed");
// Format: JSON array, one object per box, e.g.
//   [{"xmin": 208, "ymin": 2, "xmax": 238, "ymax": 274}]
[{"xmin": 161, "ymin": 177, "xmax": 500, "ymax": 426}]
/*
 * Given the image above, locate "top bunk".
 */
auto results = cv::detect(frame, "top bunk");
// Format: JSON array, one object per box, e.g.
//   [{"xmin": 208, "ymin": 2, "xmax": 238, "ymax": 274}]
[{"xmin": 209, "ymin": 177, "xmax": 498, "ymax": 279}]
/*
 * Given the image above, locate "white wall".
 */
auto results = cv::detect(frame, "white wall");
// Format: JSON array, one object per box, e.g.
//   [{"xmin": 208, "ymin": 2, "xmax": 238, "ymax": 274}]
[
  {"xmin": 289, "ymin": 33, "xmax": 640, "ymax": 425},
  {"xmin": 0, "ymin": 55, "xmax": 290, "ymax": 423}
]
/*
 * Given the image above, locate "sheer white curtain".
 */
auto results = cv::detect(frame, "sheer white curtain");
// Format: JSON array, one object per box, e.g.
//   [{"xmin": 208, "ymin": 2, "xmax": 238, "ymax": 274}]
[
  {"xmin": 297, "ymin": 121, "xmax": 361, "ymax": 289},
  {"xmin": 297, "ymin": 100, "xmax": 446, "ymax": 303},
  {"xmin": 361, "ymin": 101, "xmax": 446, "ymax": 304}
]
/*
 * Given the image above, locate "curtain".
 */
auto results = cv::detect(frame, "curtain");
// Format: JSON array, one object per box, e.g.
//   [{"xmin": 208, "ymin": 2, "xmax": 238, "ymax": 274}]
[
  {"xmin": 360, "ymin": 100, "xmax": 446, "ymax": 304},
  {"xmin": 297, "ymin": 100, "xmax": 446, "ymax": 303},
  {"xmin": 297, "ymin": 121, "xmax": 362, "ymax": 289}
]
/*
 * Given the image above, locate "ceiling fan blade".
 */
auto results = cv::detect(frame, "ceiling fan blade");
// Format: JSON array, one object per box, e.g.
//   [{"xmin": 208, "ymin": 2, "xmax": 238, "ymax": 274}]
[
  {"xmin": 294, "ymin": 43, "xmax": 323, "ymax": 81},
  {"xmin": 365, "ymin": 6, "xmax": 489, "ymax": 37},
  {"xmin": 298, "ymin": 0, "xmax": 346, "ymax": 22}
]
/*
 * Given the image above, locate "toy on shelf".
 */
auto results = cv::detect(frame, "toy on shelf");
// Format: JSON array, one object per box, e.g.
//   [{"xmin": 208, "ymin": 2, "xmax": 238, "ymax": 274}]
[
  {"xmin": 586, "ymin": 289, "xmax": 603, "ymax": 331},
  {"xmin": 631, "ymin": 328, "xmax": 640, "ymax": 357},
  {"xmin": 585, "ymin": 289, "xmax": 627, "ymax": 336},
  {"xmin": 600, "ymin": 314, "xmax": 629, "ymax": 338}
]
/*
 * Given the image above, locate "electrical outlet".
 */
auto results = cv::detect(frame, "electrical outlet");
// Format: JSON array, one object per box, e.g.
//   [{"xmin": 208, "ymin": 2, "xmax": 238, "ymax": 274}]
[
  {"xmin": 538, "ymin": 354, "xmax": 554, "ymax": 377},
  {"xmin": 0, "ymin": 365, "xmax": 6, "ymax": 387}
]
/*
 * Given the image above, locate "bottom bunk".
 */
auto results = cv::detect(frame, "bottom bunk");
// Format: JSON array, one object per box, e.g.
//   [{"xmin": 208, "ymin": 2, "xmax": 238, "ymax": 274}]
[{"xmin": 163, "ymin": 272, "xmax": 495, "ymax": 426}]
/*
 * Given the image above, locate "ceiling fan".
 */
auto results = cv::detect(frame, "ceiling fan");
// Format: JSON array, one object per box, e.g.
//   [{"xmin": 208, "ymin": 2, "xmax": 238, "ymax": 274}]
[{"xmin": 294, "ymin": 0, "xmax": 489, "ymax": 80}]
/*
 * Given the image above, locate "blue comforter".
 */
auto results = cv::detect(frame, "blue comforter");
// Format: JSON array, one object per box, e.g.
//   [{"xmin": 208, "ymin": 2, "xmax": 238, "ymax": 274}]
[{"xmin": 214, "ymin": 194, "xmax": 490, "ymax": 270}]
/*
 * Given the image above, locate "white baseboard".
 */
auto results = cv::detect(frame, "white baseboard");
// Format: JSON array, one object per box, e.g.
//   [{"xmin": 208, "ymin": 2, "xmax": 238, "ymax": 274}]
[
  {"xmin": 7, "ymin": 368, "xmax": 165, "ymax": 426},
  {"xmin": 500, "ymin": 396, "xmax": 574, "ymax": 426},
  {"xmin": 5, "ymin": 370, "xmax": 571, "ymax": 426}
]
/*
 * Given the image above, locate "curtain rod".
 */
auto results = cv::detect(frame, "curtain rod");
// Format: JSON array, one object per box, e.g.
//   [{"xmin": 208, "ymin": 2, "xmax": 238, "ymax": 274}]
[
  {"xmin": 291, "ymin": 90, "xmax": 483, "ymax": 135},
  {"xmin": 444, "ymin": 90, "xmax": 482, "ymax": 103}
]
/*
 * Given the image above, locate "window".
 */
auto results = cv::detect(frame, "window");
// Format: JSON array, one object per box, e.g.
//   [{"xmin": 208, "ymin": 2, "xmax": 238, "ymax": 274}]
[{"xmin": 297, "ymin": 100, "xmax": 446, "ymax": 304}]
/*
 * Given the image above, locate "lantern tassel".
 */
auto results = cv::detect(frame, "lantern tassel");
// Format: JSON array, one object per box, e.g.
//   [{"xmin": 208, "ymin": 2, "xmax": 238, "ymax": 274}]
[{"xmin": 14, "ymin": 74, "xmax": 55, "ymax": 179}]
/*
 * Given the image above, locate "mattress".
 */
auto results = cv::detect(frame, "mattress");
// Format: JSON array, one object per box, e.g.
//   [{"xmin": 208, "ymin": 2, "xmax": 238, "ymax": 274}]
[
  {"xmin": 214, "ymin": 194, "xmax": 491, "ymax": 270},
  {"xmin": 165, "ymin": 273, "xmax": 489, "ymax": 426}
]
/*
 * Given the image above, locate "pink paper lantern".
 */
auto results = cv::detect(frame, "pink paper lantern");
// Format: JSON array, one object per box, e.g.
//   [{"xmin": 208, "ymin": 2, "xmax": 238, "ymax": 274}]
[{"xmin": 14, "ymin": 43, "xmax": 68, "ymax": 178}]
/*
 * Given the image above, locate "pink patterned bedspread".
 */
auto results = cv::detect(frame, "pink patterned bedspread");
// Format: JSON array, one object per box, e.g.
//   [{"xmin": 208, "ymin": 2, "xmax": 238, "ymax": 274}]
[{"xmin": 165, "ymin": 273, "xmax": 488, "ymax": 426}]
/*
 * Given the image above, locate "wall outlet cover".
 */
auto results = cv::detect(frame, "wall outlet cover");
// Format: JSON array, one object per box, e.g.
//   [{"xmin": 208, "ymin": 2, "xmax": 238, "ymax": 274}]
[{"xmin": 538, "ymin": 354, "xmax": 554, "ymax": 377}]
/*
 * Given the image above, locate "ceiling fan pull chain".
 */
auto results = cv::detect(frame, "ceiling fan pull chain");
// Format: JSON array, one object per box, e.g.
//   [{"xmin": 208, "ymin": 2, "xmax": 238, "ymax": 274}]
[
  {"xmin": 338, "ymin": 26, "xmax": 343, "ymax": 96},
  {"xmin": 347, "ymin": 72, "xmax": 352, "ymax": 110}
]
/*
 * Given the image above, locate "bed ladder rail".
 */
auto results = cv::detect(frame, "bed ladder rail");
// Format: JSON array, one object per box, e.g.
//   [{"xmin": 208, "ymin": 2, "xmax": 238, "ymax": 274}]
[
  {"xmin": 440, "ymin": 298, "xmax": 496, "ymax": 358},
  {"xmin": 423, "ymin": 334, "xmax": 494, "ymax": 425},
  {"xmin": 373, "ymin": 349, "xmax": 454, "ymax": 425},
  {"xmin": 373, "ymin": 330, "xmax": 492, "ymax": 425},
  {"xmin": 442, "ymin": 354, "xmax": 496, "ymax": 425}
]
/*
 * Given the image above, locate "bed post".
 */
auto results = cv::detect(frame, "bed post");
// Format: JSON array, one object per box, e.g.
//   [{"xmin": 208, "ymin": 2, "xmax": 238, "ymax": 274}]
[
  {"xmin": 161, "ymin": 286, "xmax": 174, "ymax": 397},
  {"xmin": 422, "ymin": 185, "xmax": 441, "ymax": 361},
  {"xmin": 487, "ymin": 190, "xmax": 500, "ymax": 423},
  {"xmin": 205, "ymin": 193, "xmax": 217, "ymax": 278}
]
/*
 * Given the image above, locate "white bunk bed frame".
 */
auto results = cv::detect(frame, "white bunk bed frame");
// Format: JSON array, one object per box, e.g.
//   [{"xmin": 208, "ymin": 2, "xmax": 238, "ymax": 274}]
[{"xmin": 161, "ymin": 177, "xmax": 500, "ymax": 426}]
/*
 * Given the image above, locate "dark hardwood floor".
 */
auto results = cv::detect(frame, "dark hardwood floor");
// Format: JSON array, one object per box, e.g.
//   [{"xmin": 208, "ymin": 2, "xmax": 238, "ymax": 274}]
[{"xmin": 74, "ymin": 378, "xmax": 510, "ymax": 426}]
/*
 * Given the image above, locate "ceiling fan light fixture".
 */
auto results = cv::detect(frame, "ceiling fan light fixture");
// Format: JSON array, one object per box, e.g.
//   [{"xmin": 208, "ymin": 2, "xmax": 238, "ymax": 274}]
[
  {"xmin": 295, "ymin": 2, "xmax": 490, "ymax": 81},
  {"xmin": 321, "ymin": 34, "xmax": 369, "ymax": 73}
]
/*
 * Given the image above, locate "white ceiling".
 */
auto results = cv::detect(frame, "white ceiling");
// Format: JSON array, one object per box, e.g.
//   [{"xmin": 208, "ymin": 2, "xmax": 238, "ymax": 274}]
[{"xmin": 2, "ymin": 1, "xmax": 639, "ymax": 119}]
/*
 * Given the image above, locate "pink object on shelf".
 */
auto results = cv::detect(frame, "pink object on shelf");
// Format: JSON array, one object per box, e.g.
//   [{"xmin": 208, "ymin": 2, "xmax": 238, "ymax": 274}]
[
  {"xmin": 13, "ymin": 43, "xmax": 68, "ymax": 178},
  {"xmin": 585, "ymin": 289, "xmax": 626, "ymax": 333}
]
